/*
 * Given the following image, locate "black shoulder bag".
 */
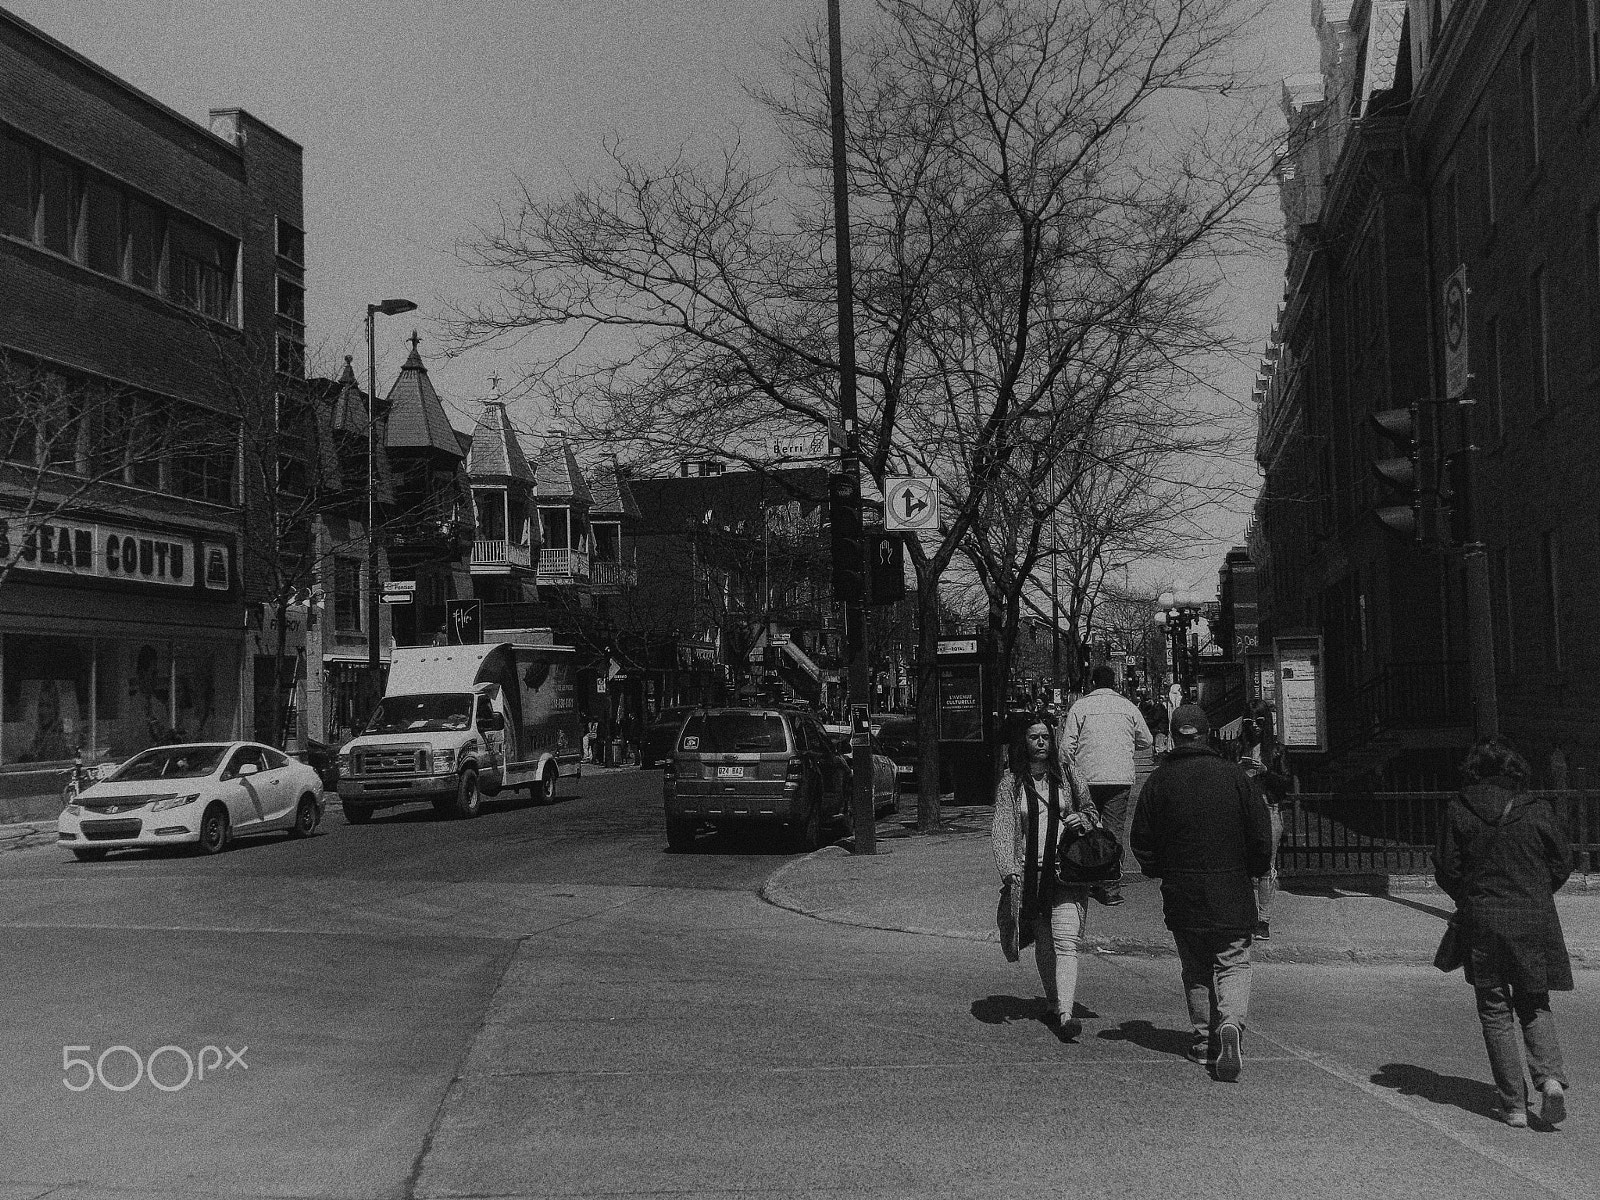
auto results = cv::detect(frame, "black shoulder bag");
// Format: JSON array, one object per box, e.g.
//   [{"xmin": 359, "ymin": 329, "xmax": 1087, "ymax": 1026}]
[{"xmin": 1054, "ymin": 774, "xmax": 1122, "ymax": 887}]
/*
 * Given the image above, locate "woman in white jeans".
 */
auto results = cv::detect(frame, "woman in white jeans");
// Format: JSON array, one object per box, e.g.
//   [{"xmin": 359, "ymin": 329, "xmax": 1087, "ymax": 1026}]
[{"xmin": 992, "ymin": 715, "xmax": 1098, "ymax": 1040}]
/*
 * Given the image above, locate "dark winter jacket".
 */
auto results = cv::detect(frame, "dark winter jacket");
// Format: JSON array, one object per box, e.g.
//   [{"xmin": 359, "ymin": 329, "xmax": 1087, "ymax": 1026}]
[
  {"xmin": 1433, "ymin": 779, "xmax": 1573, "ymax": 992},
  {"xmin": 1129, "ymin": 743, "xmax": 1273, "ymax": 933}
]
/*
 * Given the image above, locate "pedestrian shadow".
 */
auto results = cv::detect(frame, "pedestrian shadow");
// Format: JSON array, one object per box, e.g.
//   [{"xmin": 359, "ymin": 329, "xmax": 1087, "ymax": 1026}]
[
  {"xmin": 1096, "ymin": 1019, "xmax": 1194, "ymax": 1058},
  {"xmin": 1370, "ymin": 1063, "xmax": 1500, "ymax": 1121},
  {"xmin": 971, "ymin": 995, "xmax": 1046, "ymax": 1025}
]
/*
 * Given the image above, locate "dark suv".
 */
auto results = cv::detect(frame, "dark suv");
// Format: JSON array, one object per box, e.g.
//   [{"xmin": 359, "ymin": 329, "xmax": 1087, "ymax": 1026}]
[
  {"xmin": 663, "ymin": 707, "xmax": 848, "ymax": 852},
  {"xmin": 641, "ymin": 705, "xmax": 697, "ymax": 769}
]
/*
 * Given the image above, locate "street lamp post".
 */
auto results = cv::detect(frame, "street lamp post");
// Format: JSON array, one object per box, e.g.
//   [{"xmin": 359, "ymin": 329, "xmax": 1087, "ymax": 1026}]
[
  {"xmin": 366, "ymin": 298, "xmax": 418, "ymax": 673},
  {"xmin": 1157, "ymin": 590, "xmax": 1204, "ymax": 698}
]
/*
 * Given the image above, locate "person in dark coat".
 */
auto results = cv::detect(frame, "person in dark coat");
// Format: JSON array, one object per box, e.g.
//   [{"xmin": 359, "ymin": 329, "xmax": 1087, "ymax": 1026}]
[
  {"xmin": 1434, "ymin": 736, "xmax": 1573, "ymax": 1128},
  {"xmin": 1130, "ymin": 703, "xmax": 1272, "ymax": 1081}
]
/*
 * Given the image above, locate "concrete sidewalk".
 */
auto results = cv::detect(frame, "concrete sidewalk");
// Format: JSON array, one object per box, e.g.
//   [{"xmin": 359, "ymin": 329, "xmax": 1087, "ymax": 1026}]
[{"xmin": 764, "ymin": 806, "xmax": 1600, "ymax": 968}]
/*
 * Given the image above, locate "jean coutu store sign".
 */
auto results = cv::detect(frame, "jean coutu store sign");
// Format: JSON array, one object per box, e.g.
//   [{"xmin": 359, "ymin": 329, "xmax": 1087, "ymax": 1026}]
[{"xmin": 0, "ymin": 517, "xmax": 231, "ymax": 591}]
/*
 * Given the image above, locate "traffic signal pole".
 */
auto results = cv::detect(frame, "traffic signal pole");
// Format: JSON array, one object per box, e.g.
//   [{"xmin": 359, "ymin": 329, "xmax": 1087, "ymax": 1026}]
[
  {"xmin": 1455, "ymin": 394, "xmax": 1499, "ymax": 738},
  {"xmin": 828, "ymin": 0, "xmax": 875, "ymax": 854}
]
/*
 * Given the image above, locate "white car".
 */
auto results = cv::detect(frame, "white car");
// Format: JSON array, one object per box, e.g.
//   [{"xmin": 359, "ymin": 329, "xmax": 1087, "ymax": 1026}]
[{"xmin": 58, "ymin": 741, "xmax": 326, "ymax": 861}]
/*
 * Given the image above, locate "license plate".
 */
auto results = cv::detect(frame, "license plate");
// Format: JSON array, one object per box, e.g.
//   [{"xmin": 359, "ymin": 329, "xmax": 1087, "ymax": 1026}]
[
  {"xmin": 715, "ymin": 765, "xmax": 745, "ymax": 779},
  {"xmin": 896, "ymin": 764, "xmax": 913, "ymax": 774}
]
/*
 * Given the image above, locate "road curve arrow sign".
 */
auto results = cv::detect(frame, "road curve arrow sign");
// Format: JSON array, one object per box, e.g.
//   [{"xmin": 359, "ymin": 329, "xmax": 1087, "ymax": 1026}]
[{"xmin": 883, "ymin": 476, "xmax": 939, "ymax": 532}]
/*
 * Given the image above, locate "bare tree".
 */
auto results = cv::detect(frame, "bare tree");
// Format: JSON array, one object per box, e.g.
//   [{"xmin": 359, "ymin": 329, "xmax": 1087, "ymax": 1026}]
[{"xmin": 452, "ymin": 0, "xmax": 1276, "ymax": 827}]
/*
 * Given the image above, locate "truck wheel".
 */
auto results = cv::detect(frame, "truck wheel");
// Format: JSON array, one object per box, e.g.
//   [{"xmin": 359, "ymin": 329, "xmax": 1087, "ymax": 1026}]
[
  {"xmin": 453, "ymin": 768, "xmax": 482, "ymax": 819},
  {"xmin": 343, "ymin": 803, "xmax": 373, "ymax": 825},
  {"xmin": 535, "ymin": 765, "xmax": 557, "ymax": 805},
  {"xmin": 665, "ymin": 817, "xmax": 696, "ymax": 852}
]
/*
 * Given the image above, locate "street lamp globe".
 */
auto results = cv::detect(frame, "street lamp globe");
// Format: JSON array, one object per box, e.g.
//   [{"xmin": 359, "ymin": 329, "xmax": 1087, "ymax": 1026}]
[
  {"xmin": 1158, "ymin": 590, "xmax": 1176, "ymax": 611},
  {"xmin": 1152, "ymin": 609, "xmax": 1168, "ymax": 629}
]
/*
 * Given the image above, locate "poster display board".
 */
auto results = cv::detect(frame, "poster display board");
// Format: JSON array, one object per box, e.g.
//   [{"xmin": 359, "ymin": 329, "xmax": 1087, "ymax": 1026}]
[
  {"xmin": 1273, "ymin": 635, "xmax": 1326, "ymax": 753},
  {"xmin": 937, "ymin": 663, "xmax": 984, "ymax": 742}
]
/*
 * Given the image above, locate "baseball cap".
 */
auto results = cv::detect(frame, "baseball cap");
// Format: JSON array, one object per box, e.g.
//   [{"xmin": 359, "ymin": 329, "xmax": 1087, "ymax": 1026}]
[{"xmin": 1170, "ymin": 704, "xmax": 1210, "ymax": 740}]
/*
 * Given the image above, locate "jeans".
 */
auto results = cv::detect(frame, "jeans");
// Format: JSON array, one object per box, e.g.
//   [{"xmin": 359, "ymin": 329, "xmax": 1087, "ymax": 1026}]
[
  {"xmin": 1476, "ymin": 985, "xmax": 1568, "ymax": 1112},
  {"xmin": 1033, "ymin": 883, "xmax": 1088, "ymax": 1016},
  {"xmin": 1173, "ymin": 929, "xmax": 1252, "ymax": 1055},
  {"xmin": 1254, "ymin": 804, "xmax": 1285, "ymax": 922}
]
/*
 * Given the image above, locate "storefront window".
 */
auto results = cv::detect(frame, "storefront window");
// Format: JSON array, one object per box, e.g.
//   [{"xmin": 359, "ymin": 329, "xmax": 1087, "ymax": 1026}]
[
  {"xmin": 1, "ymin": 634, "xmax": 90, "ymax": 763},
  {"xmin": 2, "ymin": 637, "xmax": 241, "ymax": 766},
  {"xmin": 174, "ymin": 647, "xmax": 235, "ymax": 743}
]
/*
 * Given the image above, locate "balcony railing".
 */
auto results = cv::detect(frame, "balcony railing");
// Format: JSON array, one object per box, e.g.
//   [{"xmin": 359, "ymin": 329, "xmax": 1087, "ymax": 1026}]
[
  {"xmin": 589, "ymin": 560, "xmax": 636, "ymax": 589},
  {"xmin": 471, "ymin": 539, "xmax": 533, "ymax": 569},
  {"xmin": 538, "ymin": 548, "xmax": 589, "ymax": 579}
]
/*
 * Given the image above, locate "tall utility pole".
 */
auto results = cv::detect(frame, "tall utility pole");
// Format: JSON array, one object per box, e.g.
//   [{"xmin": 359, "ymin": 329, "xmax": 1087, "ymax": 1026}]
[{"xmin": 828, "ymin": 0, "xmax": 875, "ymax": 854}]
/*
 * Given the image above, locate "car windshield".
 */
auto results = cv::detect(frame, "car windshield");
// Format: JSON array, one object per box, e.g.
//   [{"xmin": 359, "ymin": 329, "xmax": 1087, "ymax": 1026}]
[
  {"xmin": 679, "ymin": 713, "xmax": 790, "ymax": 753},
  {"xmin": 108, "ymin": 745, "xmax": 229, "ymax": 781},
  {"xmin": 364, "ymin": 693, "xmax": 474, "ymax": 734}
]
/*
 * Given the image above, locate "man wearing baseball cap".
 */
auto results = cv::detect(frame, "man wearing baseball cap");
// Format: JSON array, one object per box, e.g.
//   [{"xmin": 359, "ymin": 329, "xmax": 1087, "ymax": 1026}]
[{"xmin": 1130, "ymin": 703, "xmax": 1273, "ymax": 1081}]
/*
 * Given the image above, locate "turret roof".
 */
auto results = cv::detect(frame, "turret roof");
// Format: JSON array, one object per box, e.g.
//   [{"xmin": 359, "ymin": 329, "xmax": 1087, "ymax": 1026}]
[
  {"xmin": 533, "ymin": 441, "xmax": 593, "ymax": 507},
  {"xmin": 467, "ymin": 401, "xmax": 536, "ymax": 486},
  {"xmin": 382, "ymin": 332, "xmax": 464, "ymax": 458}
]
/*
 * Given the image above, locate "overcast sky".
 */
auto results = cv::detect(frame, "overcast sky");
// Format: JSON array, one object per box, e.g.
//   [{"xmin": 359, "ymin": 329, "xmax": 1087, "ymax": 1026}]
[{"xmin": 11, "ymin": 0, "xmax": 1323, "ymax": 587}]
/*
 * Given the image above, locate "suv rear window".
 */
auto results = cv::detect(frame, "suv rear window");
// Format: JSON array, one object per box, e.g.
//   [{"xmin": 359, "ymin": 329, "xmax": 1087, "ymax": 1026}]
[{"xmin": 679, "ymin": 712, "xmax": 790, "ymax": 754}]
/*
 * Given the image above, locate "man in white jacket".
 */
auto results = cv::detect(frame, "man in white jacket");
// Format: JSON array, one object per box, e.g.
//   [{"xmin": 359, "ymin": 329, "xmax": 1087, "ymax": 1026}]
[{"xmin": 1060, "ymin": 665, "xmax": 1154, "ymax": 905}]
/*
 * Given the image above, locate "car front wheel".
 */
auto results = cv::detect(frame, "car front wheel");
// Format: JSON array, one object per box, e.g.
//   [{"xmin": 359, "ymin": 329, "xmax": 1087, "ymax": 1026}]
[
  {"xmin": 197, "ymin": 804, "xmax": 229, "ymax": 854},
  {"xmin": 288, "ymin": 795, "xmax": 318, "ymax": 838},
  {"xmin": 453, "ymin": 768, "xmax": 482, "ymax": 819}
]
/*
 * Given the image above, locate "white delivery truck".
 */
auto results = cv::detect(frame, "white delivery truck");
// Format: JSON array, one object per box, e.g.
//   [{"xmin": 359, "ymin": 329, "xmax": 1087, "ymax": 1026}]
[{"xmin": 336, "ymin": 641, "xmax": 584, "ymax": 823}]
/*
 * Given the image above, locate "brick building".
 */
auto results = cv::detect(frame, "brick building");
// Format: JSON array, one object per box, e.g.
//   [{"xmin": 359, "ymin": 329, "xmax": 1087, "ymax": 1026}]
[
  {"xmin": 1250, "ymin": 0, "xmax": 1600, "ymax": 785},
  {"xmin": 0, "ymin": 10, "xmax": 302, "ymax": 767}
]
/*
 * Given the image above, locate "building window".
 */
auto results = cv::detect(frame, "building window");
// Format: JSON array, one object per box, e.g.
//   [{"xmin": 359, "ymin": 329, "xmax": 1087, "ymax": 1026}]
[
  {"xmin": 1589, "ymin": 207, "xmax": 1600, "ymax": 359},
  {"xmin": 1520, "ymin": 41, "xmax": 1541, "ymax": 167},
  {"xmin": 592, "ymin": 521, "xmax": 620, "ymax": 563},
  {"xmin": 275, "ymin": 217, "xmax": 304, "ymax": 267},
  {"xmin": 333, "ymin": 558, "xmax": 363, "ymax": 633},
  {"xmin": 0, "ymin": 125, "xmax": 238, "ymax": 325},
  {"xmin": 37, "ymin": 152, "xmax": 76, "ymax": 256},
  {"xmin": 1496, "ymin": 547, "xmax": 1516, "ymax": 674},
  {"xmin": 0, "ymin": 129, "xmax": 35, "ymax": 238},
  {"xmin": 1530, "ymin": 266, "xmax": 1550, "ymax": 406},
  {"xmin": 1540, "ymin": 530, "xmax": 1562, "ymax": 671},
  {"xmin": 169, "ymin": 217, "xmax": 236, "ymax": 324}
]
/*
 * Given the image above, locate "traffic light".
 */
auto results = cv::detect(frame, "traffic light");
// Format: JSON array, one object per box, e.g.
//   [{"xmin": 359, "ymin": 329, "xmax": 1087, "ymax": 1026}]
[
  {"xmin": 1369, "ymin": 405, "xmax": 1422, "ymax": 541},
  {"xmin": 1438, "ymin": 451, "xmax": 1471, "ymax": 547},
  {"xmin": 828, "ymin": 472, "xmax": 865, "ymax": 602},
  {"xmin": 866, "ymin": 531, "xmax": 906, "ymax": 604}
]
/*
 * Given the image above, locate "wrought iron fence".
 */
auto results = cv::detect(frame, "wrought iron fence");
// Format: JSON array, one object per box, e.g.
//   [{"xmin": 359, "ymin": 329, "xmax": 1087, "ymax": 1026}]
[{"xmin": 1279, "ymin": 790, "xmax": 1600, "ymax": 876}]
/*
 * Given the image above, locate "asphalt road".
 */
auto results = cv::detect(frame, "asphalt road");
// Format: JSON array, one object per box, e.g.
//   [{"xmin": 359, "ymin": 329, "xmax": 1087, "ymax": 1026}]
[{"xmin": 1, "ymin": 769, "xmax": 1595, "ymax": 1200}]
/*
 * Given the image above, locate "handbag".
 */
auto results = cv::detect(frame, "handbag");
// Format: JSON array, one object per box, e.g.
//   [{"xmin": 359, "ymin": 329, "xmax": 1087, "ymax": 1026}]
[
  {"xmin": 1048, "ymin": 775, "xmax": 1122, "ymax": 887},
  {"xmin": 997, "ymin": 876, "xmax": 1025, "ymax": 962},
  {"xmin": 1433, "ymin": 793, "xmax": 1516, "ymax": 973}
]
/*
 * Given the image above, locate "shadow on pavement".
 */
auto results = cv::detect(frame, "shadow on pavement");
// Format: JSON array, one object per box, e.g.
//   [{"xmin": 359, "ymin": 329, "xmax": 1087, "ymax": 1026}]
[
  {"xmin": 970, "ymin": 994, "xmax": 1045, "ymax": 1025},
  {"xmin": 1096, "ymin": 1019, "xmax": 1195, "ymax": 1058},
  {"xmin": 1370, "ymin": 1062, "xmax": 1500, "ymax": 1121}
]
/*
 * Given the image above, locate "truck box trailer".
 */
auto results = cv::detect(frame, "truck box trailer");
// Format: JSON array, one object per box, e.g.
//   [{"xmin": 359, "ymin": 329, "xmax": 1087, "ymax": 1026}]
[{"xmin": 335, "ymin": 642, "xmax": 583, "ymax": 822}]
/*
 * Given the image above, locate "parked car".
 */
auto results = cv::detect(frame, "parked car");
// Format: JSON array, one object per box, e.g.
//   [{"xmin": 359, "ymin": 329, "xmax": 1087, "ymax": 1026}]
[
  {"xmin": 665, "ymin": 707, "xmax": 858, "ymax": 852},
  {"xmin": 58, "ymin": 742, "xmax": 326, "ymax": 860},
  {"xmin": 641, "ymin": 705, "xmax": 698, "ymax": 769},
  {"xmin": 822, "ymin": 724, "xmax": 901, "ymax": 816},
  {"xmin": 874, "ymin": 714, "xmax": 952, "ymax": 792}
]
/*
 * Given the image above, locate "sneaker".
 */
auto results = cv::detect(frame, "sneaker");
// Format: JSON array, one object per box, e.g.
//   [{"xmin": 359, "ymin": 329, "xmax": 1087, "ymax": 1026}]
[
  {"xmin": 1185, "ymin": 1044, "xmax": 1209, "ymax": 1066},
  {"xmin": 1541, "ymin": 1080, "xmax": 1566, "ymax": 1125},
  {"xmin": 1058, "ymin": 1019, "xmax": 1083, "ymax": 1042},
  {"xmin": 1215, "ymin": 1023, "xmax": 1242, "ymax": 1082},
  {"xmin": 1500, "ymin": 1107, "xmax": 1530, "ymax": 1129},
  {"xmin": 1255, "ymin": 921, "xmax": 1270, "ymax": 940}
]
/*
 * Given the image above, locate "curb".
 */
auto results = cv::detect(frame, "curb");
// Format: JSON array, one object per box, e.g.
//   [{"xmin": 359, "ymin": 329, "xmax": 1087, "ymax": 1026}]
[{"xmin": 757, "ymin": 846, "xmax": 1600, "ymax": 968}]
